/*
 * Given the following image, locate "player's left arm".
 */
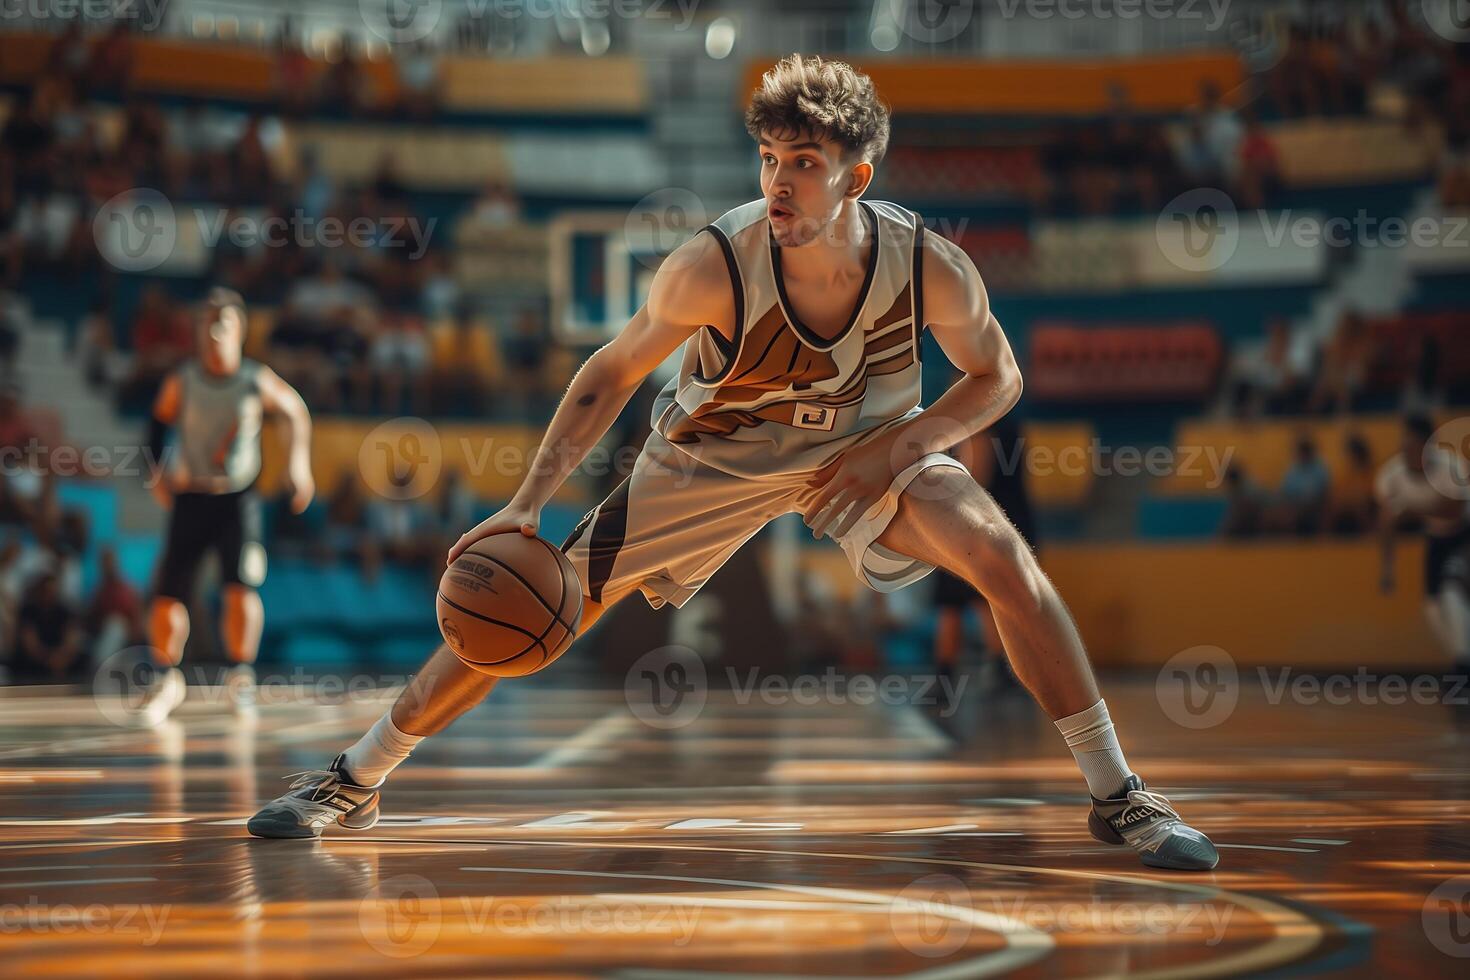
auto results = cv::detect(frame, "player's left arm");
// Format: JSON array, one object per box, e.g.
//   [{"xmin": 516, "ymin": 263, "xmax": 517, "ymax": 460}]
[
  {"xmin": 803, "ymin": 233, "xmax": 1021, "ymax": 539},
  {"xmin": 257, "ymin": 366, "xmax": 315, "ymax": 515}
]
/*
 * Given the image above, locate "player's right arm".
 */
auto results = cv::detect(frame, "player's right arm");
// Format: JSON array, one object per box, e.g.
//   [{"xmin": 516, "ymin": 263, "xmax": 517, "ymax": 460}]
[
  {"xmin": 447, "ymin": 232, "xmax": 734, "ymax": 564},
  {"xmin": 147, "ymin": 372, "xmax": 182, "ymax": 510}
]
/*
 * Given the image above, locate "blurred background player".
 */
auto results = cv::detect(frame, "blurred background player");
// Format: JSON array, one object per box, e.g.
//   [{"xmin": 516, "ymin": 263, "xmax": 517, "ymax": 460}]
[
  {"xmin": 1378, "ymin": 413, "xmax": 1470, "ymax": 675},
  {"xmin": 140, "ymin": 288, "xmax": 315, "ymax": 724}
]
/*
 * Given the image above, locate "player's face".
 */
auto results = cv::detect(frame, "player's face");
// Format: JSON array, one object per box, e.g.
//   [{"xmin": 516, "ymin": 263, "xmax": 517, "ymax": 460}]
[
  {"xmin": 199, "ymin": 306, "xmax": 244, "ymax": 373},
  {"xmin": 758, "ymin": 131, "xmax": 861, "ymax": 248}
]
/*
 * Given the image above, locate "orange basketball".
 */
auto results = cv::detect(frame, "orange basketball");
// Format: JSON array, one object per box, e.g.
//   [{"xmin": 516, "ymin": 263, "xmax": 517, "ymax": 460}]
[{"xmin": 436, "ymin": 533, "xmax": 584, "ymax": 677}]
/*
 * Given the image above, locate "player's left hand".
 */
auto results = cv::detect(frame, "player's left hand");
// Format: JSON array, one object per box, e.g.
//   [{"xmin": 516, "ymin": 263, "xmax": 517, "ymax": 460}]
[
  {"xmin": 284, "ymin": 462, "xmax": 315, "ymax": 515},
  {"xmin": 801, "ymin": 432, "xmax": 919, "ymax": 541}
]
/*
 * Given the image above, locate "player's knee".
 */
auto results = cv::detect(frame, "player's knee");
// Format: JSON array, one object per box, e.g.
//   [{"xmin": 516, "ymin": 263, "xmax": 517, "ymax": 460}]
[
  {"xmin": 150, "ymin": 596, "xmax": 187, "ymax": 622},
  {"xmin": 966, "ymin": 524, "xmax": 1041, "ymax": 613},
  {"xmin": 223, "ymin": 583, "xmax": 261, "ymax": 605}
]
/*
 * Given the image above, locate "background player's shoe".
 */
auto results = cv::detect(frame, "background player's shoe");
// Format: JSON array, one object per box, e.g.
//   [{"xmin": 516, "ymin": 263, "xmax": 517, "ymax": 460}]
[
  {"xmin": 137, "ymin": 667, "xmax": 186, "ymax": 727},
  {"xmin": 246, "ymin": 754, "xmax": 381, "ymax": 839},
  {"xmin": 1089, "ymin": 775, "xmax": 1219, "ymax": 871}
]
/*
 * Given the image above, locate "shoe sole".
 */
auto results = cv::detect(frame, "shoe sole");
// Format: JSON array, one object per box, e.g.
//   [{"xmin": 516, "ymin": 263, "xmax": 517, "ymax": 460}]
[{"xmin": 246, "ymin": 797, "xmax": 379, "ymax": 839}]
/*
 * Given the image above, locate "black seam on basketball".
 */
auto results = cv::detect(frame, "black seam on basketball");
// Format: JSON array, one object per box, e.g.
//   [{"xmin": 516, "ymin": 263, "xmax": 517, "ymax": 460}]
[
  {"xmin": 443, "ymin": 590, "xmax": 549, "ymax": 643},
  {"xmin": 436, "ymin": 590, "xmax": 548, "ymax": 666},
  {"xmin": 444, "ymin": 541, "xmax": 581, "ymax": 666},
  {"xmin": 461, "ymin": 546, "xmax": 572, "ymax": 632},
  {"xmin": 531, "ymin": 536, "xmax": 569, "ymax": 620},
  {"xmin": 534, "ymin": 535, "xmax": 584, "ymax": 628}
]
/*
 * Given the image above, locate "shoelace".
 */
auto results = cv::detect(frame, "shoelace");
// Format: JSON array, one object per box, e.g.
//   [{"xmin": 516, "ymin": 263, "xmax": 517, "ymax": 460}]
[
  {"xmin": 283, "ymin": 769, "xmax": 339, "ymax": 798},
  {"xmin": 1117, "ymin": 788, "xmax": 1184, "ymax": 854}
]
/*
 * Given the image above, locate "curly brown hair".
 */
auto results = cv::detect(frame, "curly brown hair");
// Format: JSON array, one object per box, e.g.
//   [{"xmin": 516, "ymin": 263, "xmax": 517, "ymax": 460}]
[{"xmin": 744, "ymin": 54, "xmax": 891, "ymax": 164}]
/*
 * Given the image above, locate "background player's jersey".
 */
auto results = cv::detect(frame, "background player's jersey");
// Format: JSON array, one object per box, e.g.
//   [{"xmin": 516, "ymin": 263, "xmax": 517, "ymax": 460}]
[
  {"xmin": 650, "ymin": 198, "xmax": 928, "ymax": 480},
  {"xmin": 175, "ymin": 358, "xmax": 264, "ymax": 494},
  {"xmin": 1376, "ymin": 447, "xmax": 1470, "ymax": 536}
]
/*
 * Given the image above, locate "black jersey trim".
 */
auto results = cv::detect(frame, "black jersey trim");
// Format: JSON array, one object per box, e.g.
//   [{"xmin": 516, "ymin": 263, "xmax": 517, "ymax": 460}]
[
  {"xmin": 769, "ymin": 200, "xmax": 880, "ymax": 352},
  {"xmin": 689, "ymin": 225, "xmax": 746, "ymax": 387}
]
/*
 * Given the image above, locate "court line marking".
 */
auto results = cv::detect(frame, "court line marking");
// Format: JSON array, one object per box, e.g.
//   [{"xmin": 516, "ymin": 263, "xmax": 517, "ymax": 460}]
[
  {"xmin": 0, "ymin": 816, "xmax": 191, "ymax": 826},
  {"xmin": 1292, "ymin": 838, "xmax": 1349, "ymax": 846},
  {"xmin": 350, "ymin": 836, "xmax": 1323, "ymax": 980},
  {"xmin": 461, "ymin": 863, "xmax": 1052, "ymax": 979},
  {"xmin": 0, "ymin": 839, "xmax": 179, "ymax": 851},
  {"xmin": 0, "ymin": 865, "xmax": 92, "ymax": 873},
  {"xmin": 1216, "ymin": 844, "xmax": 1319, "ymax": 853},
  {"xmin": 527, "ymin": 709, "xmax": 632, "ymax": 770},
  {"xmin": 890, "ymin": 703, "xmax": 953, "ymax": 751},
  {"xmin": 0, "ymin": 876, "xmax": 157, "ymax": 887}
]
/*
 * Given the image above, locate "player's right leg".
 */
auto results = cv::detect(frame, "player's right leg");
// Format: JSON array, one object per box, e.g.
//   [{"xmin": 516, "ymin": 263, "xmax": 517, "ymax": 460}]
[
  {"xmin": 248, "ymin": 429, "xmax": 780, "ymax": 839},
  {"xmin": 245, "ymin": 597, "xmax": 613, "ymax": 839}
]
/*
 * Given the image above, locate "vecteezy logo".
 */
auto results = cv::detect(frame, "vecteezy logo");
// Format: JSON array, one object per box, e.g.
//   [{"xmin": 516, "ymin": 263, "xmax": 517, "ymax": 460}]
[
  {"xmin": 1155, "ymin": 189, "xmax": 1240, "ymax": 274},
  {"xmin": 1417, "ymin": 0, "xmax": 1470, "ymax": 42},
  {"xmin": 894, "ymin": 0, "xmax": 974, "ymax": 44},
  {"xmin": 1424, "ymin": 876, "xmax": 1470, "ymax": 957},
  {"xmin": 359, "ymin": 874, "xmax": 441, "ymax": 958},
  {"xmin": 891, "ymin": 874, "xmax": 974, "ymax": 958},
  {"xmin": 1156, "ymin": 645, "xmax": 1239, "ymax": 729},
  {"xmin": 1228, "ymin": 14, "xmax": 1287, "ymax": 71},
  {"xmin": 359, "ymin": 417, "xmax": 443, "ymax": 500},
  {"xmin": 624, "ymin": 646, "xmax": 707, "ymax": 730},
  {"xmin": 93, "ymin": 188, "xmax": 177, "ymax": 273},
  {"xmin": 360, "ymin": 0, "xmax": 443, "ymax": 44},
  {"xmin": 91, "ymin": 646, "xmax": 162, "ymax": 727},
  {"xmin": 1425, "ymin": 418, "xmax": 1470, "ymax": 502},
  {"xmin": 625, "ymin": 188, "xmax": 709, "ymax": 271}
]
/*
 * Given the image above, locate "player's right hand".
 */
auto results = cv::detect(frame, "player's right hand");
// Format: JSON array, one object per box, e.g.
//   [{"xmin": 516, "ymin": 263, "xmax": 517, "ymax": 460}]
[{"xmin": 447, "ymin": 502, "xmax": 541, "ymax": 566}]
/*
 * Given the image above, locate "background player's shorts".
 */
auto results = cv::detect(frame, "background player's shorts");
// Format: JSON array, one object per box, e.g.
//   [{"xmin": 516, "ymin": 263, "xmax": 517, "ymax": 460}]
[
  {"xmin": 1425, "ymin": 525, "xmax": 1470, "ymax": 597},
  {"xmin": 155, "ymin": 489, "xmax": 266, "ymax": 601},
  {"xmin": 560, "ymin": 429, "xmax": 966, "ymax": 611}
]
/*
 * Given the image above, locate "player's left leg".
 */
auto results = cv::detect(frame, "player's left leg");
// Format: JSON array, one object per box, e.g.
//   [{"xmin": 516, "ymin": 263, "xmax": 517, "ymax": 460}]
[
  {"xmin": 873, "ymin": 465, "xmax": 1218, "ymax": 871},
  {"xmin": 221, "ymin": 585, "xmax": 263, "ymax": 664}
]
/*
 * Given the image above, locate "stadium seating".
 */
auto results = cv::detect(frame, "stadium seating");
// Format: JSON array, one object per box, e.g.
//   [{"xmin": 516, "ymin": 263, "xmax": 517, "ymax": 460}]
[{"xmin": 1028, "ymin": 323, "xmax": 1223, "ymax": 402}]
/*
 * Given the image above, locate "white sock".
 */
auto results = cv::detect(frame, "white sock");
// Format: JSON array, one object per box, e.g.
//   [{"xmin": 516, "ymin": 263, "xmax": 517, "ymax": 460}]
[
  {"xmin": 1055, "ymin": 698, "xmax": 1133, "ymax": 800},
  {"xmin": 342, "ymin": 711, "xmax": 424, "ymax": 787}
]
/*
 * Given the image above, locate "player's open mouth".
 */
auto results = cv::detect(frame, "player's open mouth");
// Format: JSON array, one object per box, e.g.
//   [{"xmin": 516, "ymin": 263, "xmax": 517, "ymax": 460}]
[{"xmin": 769, "ymin": 203, "xmax": 795, "ymax": 221}]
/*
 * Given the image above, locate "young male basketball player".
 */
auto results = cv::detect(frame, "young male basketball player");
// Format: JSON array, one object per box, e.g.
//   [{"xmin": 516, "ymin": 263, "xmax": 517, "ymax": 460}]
[
  {"xmin": 249, "ymin": 56, "xmax": 1218, "ymax": 871},
  {"xmin": 139, "ymin": 288, "xmax": 315, "ymax": 724}
]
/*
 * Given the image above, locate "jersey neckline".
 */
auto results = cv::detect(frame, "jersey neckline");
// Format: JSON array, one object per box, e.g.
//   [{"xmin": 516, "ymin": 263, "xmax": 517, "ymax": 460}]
[{"xmin": 768, "ymin": 200, "xmax": 880, "ymax": 352}]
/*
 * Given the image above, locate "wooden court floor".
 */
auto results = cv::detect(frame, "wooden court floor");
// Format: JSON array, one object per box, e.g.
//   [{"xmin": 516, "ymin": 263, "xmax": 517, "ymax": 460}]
[{"xmin": 0, "ymin": 673, "xmax": 1468, "ymax": 977}]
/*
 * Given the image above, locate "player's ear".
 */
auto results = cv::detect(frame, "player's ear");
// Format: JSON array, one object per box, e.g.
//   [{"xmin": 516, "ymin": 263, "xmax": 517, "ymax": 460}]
[{"xmin": 845, "ymin": 159, "xmax": 873, "ymax": 199}]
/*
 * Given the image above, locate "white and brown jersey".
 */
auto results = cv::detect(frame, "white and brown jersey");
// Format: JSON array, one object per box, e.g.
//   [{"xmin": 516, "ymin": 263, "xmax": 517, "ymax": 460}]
[{"xmin": 650, "ymin": 198, "xmax": 929, "ymax": 480}]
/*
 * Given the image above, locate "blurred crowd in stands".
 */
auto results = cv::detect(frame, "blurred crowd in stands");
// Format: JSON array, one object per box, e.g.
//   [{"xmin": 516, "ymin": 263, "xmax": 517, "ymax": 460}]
[
  {"xmin": 0, "ymin": 387, "xmax": 146, "ymax": 682},
  {"xmin": 1220, "ymin": 429, "xmax": 1379, "ymax": 540},
  {"xmin": 2, "ymin": 60, "xmax": 568, "ymax": 419},
  {"xmin": 0, "ymin": 4, "xmax": 1467, "ymax": 679},
  {"xmin": 1028, "ymin": 2, "xmax": 1469, "ymax": 216},
  {"xmin": 1224, "ymin": 309, "xmax": 1459, "ymax": 420}
]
